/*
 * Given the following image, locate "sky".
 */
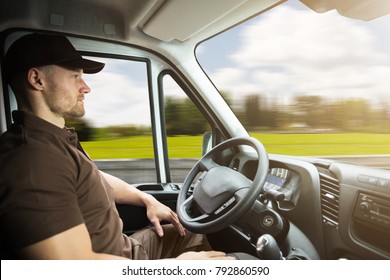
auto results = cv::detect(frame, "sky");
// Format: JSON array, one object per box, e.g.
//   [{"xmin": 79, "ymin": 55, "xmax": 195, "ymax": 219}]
[
  {"xmin": 82, "ymin": 0, "xmax": 390, "ymax": 127},
  {"xmin": 197, "ymin": 0, "xmax": 390, "ymax": 106},
  {"xmin": 83, "ymin": 59, "xmax": 152, "ymax": 127}
]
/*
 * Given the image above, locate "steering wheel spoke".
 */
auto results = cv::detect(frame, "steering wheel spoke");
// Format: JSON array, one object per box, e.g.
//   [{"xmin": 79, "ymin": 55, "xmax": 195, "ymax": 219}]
[
  {"xmin": 198, "ymin": 155, "xmax": 219, "ymax": 172},
  {"xmin": 179, "ymin": 195, "xmax": 212, "ymax": 223},
  {"xmin": 213, "ymin": 196, "xmax": 236, "ymax": 215}
]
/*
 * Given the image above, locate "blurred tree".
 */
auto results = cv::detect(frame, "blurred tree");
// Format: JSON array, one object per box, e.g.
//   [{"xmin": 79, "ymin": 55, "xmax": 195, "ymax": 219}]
[
  {"xmin": 328, "ymin": 99, "xmax": 371, "ymax": 131},
  {"xmin": 165, "ymin": 97, "xmax": 181, "ymax": 135},
  {"xmin": 165, "ymin": 97, "xmax": 208, "ymax": 136},
  {"xmin": 244, "ymin": 94, "xmax": 261, "ymax": 130},
  {"xmin": 294, "ymin": 95, "xmax": 324, "ymax": 128},
  {"xmin": 241, "ymin": 94, "xmax": 288, "ymax": 130},
  {"xmin": 65, "ymin": 117, "xmax": 93, "ymax": 141},
  {"xmin": 220, "ymin": 90, "xmax": 233, "ymax": 107}
]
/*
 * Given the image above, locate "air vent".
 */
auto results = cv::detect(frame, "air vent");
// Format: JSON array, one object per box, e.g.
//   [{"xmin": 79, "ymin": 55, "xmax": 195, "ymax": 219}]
[
  {"xmin": 232, "ymin": 158, "xmax": 240, "ymax": 170},
  {"xmin": 319, "ymin": 172, "xmax": 340, "ymax": 227}
]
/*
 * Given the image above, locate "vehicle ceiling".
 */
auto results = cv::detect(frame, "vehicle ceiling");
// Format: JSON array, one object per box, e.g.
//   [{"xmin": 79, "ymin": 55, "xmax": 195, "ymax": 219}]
[{"xmin": 1, "ymin": 0, "xmax": 389, "ymax": 51}]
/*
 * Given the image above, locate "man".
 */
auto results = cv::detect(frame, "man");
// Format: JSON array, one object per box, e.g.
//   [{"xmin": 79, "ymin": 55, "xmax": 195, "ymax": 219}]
[{"xmin": 0, "ymin": 33, "xmax": 233, "ymax": 260}]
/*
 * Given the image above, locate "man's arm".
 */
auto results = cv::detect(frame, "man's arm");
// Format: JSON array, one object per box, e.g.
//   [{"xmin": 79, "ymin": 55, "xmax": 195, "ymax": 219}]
[
  {"xmin": 99, "ymin": 172, "xmax": 235, "ymax": 260},
  {"xmin": 100, "ymin": 171, "xmax": 186, "ymax": 237},
  {"xmin": 19, "ymin": 223, "xmax": 128, "ymax": 259},
  {"xmin": 100, "ymin": 171, "xmax": 156, "ymax": 206}
]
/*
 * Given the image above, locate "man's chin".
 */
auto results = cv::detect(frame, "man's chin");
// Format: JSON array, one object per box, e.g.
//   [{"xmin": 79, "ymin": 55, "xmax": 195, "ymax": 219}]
[{"xmin": 65, "ymin": 111, "xmax": 85, "ymax": 119}]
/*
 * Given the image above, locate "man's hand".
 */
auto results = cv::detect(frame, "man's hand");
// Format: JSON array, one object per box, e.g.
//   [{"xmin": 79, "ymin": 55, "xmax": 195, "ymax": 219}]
[
  {"xmin": 176, "ymin": 251, "xmax": 235, "ymax": 260},
  {"xmin": 100, "ymin": 172, "xmax": 186, "ymax": 238},
  {"xmin": 145, "ymin": 195, "xmax": 186, "ymax": 237}
]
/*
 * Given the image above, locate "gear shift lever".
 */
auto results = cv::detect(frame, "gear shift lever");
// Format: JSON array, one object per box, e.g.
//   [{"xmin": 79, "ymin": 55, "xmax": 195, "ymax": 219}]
[{"xmin": 256, "ymin": 234, "xmax": 284, "ymax": 260}]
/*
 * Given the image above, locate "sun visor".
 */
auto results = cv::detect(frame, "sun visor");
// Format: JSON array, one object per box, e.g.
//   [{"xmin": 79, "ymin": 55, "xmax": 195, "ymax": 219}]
[
  {"xmin": 300, "ymin": 0, "xmax": 390, "ymax": 21},
  {"xmin": 142, "ymin": 0, "xmax": 285, "ymax": 42}
]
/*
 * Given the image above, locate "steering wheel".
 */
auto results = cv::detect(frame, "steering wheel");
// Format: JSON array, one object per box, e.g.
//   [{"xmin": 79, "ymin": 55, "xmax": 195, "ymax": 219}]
[{"xmin": 177, "ymin": 136, "xmax": 269, "ymax": 234}]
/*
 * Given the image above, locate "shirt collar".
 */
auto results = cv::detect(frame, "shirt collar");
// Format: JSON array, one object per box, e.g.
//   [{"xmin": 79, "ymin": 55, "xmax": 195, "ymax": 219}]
[{"xmin": 12, "ymin": 110, "xmax": 78, "ymax": 145}]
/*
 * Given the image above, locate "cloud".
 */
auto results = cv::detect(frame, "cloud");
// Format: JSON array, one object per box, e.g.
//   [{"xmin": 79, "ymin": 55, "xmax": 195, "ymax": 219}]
[
  {"xmin": 232, "ymin": 6, "xmax": 384, "ymax": 67},
  {"xmin": 211, "ymin": 5, "xmax": 390, "ymax": 102},
  {"xmin": 210, "ymin": 68, "xmax": 259, "ymax": 94},
  {"xmin": 83, "ymin": 70, "xmax": 151, "ymax": 127}
]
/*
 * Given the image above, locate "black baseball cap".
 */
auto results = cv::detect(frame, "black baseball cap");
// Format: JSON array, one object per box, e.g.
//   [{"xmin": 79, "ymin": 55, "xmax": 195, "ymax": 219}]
[{"xmin": 2, "ymin": 33, "xmax": 105, "ymax": 81}]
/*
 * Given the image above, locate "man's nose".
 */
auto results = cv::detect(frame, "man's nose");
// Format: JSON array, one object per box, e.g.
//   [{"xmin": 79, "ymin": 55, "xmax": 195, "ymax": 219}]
[{"xmin": 81, "ymin": 79, "xmax": 91, "ymax": 94}]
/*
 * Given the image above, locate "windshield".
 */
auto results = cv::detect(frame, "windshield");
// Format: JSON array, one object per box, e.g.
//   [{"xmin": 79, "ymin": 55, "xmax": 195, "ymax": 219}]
[{"xmin": 196, "ymin": 0, "xmax": 390, "ymax": 169}]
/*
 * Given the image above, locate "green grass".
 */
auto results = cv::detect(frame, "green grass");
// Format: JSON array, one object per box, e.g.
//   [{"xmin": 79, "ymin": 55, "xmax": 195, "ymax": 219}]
[
  {"xmin": 251, "ymin": 133, "xmax": 390, "ymax": 156},
  {"xmin": 81, "ymin": 133, "xmax": 390, "ymax": 159},
  {"xmin": 82, "ymin": 136, "xmax": 155, "ymax": 159}
]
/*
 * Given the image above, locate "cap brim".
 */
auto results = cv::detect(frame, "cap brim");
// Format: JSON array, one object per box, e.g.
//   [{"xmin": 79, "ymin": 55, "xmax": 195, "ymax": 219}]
[{"xmin": 59, "ymin": 58, "xmax": 105, "ymax": 74}]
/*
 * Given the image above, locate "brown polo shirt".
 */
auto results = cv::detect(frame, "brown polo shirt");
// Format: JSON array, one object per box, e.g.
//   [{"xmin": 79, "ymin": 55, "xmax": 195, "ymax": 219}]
[{"xmin": 0, "ymin": 111, "xmax": 130, "ymax": 257}]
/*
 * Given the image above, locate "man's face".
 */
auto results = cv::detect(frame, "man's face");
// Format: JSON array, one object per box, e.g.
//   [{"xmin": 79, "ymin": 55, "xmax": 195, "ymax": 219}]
[{"xmin": 42, "ymin": 65, "xmax": 91, "ymax": 119}]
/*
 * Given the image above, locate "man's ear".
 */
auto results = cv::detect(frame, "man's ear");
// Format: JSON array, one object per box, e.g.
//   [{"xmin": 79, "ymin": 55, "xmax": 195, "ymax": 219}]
[{"xmin": 27, "ymin": 68, "xmax": 44, "ymax": 90}]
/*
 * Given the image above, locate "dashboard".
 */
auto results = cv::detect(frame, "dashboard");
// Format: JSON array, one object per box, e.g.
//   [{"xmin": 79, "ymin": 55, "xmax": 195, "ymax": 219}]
[
  {"xmin": 229, "ymin": 153, "xmax": 390, "ymax": 259},
  {"xmin": 127, "ymin": 152, "xmax": 390, "ymax": 260}
]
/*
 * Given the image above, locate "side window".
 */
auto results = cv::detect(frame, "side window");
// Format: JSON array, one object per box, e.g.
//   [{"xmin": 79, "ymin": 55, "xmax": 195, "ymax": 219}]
[
  {"xmin": 162, "ymin": 74, "xmax": 209, "ymax": 182},
  {"xmin": 68, "ymin": 57, "xmax": 156, "ymax": 184}
]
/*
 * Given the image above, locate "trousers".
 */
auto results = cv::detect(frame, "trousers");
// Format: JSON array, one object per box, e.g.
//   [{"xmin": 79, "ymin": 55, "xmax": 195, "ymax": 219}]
[{"xmin": 126, "ymin": 224, "xmax": 212, "ymax": 259}]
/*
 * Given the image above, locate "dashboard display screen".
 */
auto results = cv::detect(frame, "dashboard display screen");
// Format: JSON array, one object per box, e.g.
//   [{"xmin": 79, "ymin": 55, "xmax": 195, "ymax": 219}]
[
  {"xmin": 263, "ymin": 168, "xmax": 290, "ymax": 192},
  {"xmin": 266, "ymin": 173, "xmax": 286, "ymax": 187}
]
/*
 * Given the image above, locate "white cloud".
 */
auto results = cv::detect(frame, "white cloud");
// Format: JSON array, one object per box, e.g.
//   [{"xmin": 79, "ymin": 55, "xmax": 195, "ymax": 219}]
[
  {"xmin": 211, "ymin": 68, "xmax": 257, "ymax": 93},
  {"xmin": 212, "ymin": 5, "xmax": 390, "ymax": 102},
  {"xmin": 83, "ymin": 71, "xmax": 151, "ymax": 127},
  {"xmin": 232, "ymin": 6, "xmax": 383, "ymax": 68}
]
